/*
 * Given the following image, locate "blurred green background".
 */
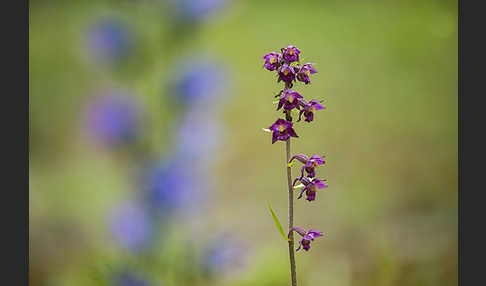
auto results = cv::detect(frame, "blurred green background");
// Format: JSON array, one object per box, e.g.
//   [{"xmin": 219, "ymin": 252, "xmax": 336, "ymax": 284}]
[{"xmin": 29, "ymin": 0, "xmax": 458, "ymax": 285}]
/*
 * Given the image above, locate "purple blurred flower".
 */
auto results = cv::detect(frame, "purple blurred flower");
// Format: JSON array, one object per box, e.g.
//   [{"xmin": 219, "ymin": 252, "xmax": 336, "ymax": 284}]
[
  {"xmin": 173, "ymin": 59, "xmax": 229, "ymax": 108},
  {"xmin": 141, "ymin": 158, "xmax": 206, "ymax": 215},
  {"xmin": 263, "ymin": 52, "xmax": 282, "ymax": 71},
  {"xmin": 109, "ymin": 201, "xmax": 153, "ymax": 251},
  {"xmin": 281, "ymin": 45, "xmax": 300, "ymax": 63},
  {"xmin": 168, "ymin": 0, "xmax": 227, "ymax": 23},
  {"xmin": 83, "ymin": 90, "xmax": 142, "ymax": 148},
  {"xmin": 277, "ymin": 89, "xmax": 303, "ymax": 111},
  {"xmin": 269, "ymin": 118, "xmax": 298, "ymax": 144},
  {"xmin": 290, "ymin": 154, "xmax": 325, "ymax": 179},
  {"xmin": 295, "ymin": 177, "xmax": 328, "ymax": 201},
  {"xmin": 87, "ymin": 18, "xmax": 133, "ymax": 64},
  {"xmin": 175, "ymin": 112, "xmax": 222, "ymax": 162},
  {"xmin": 298, "ymin": 99, "xmax": 325, "ymax": 123},
  {"xmin": 277, "ymin": 63, "xmax": 296, "ymax": 83},
  {"xmin": 288, "ymin": 227, "xmax": 323, "ymax": 251},
  {"xmin": 114, "ymin": 272, "xmax": 150, "ymax": 286},
  {"xmin": 296, "ymin": 63, "xmax": 317, "ymax": 84},
  {"xmin": 204, "ymin": 235, "xmax": 246, "ymax": 276}
]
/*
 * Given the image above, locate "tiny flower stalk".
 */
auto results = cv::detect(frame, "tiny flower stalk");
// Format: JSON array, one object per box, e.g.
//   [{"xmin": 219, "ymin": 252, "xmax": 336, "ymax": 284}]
[{"xmin": 262, "ymin": 45, "xmax": 328, "ymax": 286}]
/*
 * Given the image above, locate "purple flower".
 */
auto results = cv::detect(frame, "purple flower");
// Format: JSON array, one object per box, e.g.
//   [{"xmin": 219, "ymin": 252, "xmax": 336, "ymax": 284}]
[
  {"xmin": 142, "ymin": 163, "xmax": 190, "ymax": 210},
  {"xmin": 298, "ymin": 99, "xmax": 325, "ymax": 123},
  {"xmin": 277, "ymin": 63, "xmax": 296, "ymax": 83},
  {"xmin": 288, "ymin": 227, "xmax": 323, "ymax": 252},
  {"xmin": 83, "ymin": 90, "xmax": 142, "ymax": 148},
  {"xmin": 290, "ymin": 154, "xmax": 325, "ymax": 179},
  {"xmin": 269, "ymin": 119, "xmax": 298, "ymax": 144},
  {"xmin": 296, "ymin": 63, "xmax": 317, "ymax": 84},
  {"xmin": 175, "ymin": 111, "xmax": 222, "ymax": 163},
  {"xmin": 108, "ymin": 201, "xmax": 153, "ymax": 251},
  {"xmin": 168, "ymin": 0, "xmax": 227, "ymax": 24},
  {"xmin": 172, "ymin": 59, "xmax": 229, "ymax": 108},
  {"xmin": 263, "ymin": 52, "xmax": 282, "ymax": 71},
  {"xmin": 204, "ymin": 235, "xmax": 246, "ymax": 276},
  {"xmin": 141, "ymin": 158, "xmax": 207, "ymax": 216},
  {"xmin": 295, "ymin": 177, "xmax": 328, "ymax": 201},
  {"xmin": 281, "ymin": 45, "xmax": 300, "ymax": 63},
  {"xmin": 87, "ymin": 18, "xmax": 133, "ymax": 64},
  {"xmin": 277, "ymin": 90, "xmax": 303, "ymax": 111},
  {"xmin": 114, "ymin": 271, "xmax": 150, "ymax": 286}
]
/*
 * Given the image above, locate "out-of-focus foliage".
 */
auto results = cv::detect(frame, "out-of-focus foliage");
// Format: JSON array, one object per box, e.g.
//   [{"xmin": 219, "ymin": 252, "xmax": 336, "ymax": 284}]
[{"xmin": 30, "ymin": 0, "xmax": 457, "ymax": 285}]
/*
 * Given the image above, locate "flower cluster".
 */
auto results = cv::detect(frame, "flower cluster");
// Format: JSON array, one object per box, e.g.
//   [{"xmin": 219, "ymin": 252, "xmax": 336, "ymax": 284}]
[
  {"xmin": 263, "ymin": 45, "xmax": 318, "ymax": 87},
  {"xmin": 263, "ymin": 45, "xmax": 326, "ymax": 145},
  {"xmin": 263, "ymin": 45, "xmax": 329, "ymax": 254},
  {"xmin": 289, "ymin": 154, "xmax": 328, "ymax": 201},
  {"xmin": 79, "ymin": 6, "xmax": 237, "ymax": 285}
]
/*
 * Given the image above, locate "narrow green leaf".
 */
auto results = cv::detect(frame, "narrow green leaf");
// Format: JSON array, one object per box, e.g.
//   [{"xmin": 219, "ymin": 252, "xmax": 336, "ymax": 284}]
[{"xmin": 267, "ymin": 201, "xmax": 290, "ymax": 241}]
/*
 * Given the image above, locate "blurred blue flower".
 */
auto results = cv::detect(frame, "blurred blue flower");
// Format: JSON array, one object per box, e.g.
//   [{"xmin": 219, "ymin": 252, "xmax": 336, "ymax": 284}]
[
  {"xmin": 203, "ymin": 234, "xmax": 246, "ymax": 276},
  {"xmin": 168, "ymin": 0, "xmax": 227, "ymax": 24},
  {"xmin": 172, "ymin": 58, "xmax": 230, "ymax": 109},
  {"xmin": 109, "ymin": 201, "xmax": 153, "ymax": 251},
  {"xmin": 87, "ymin": 18, "xmax": 133, "ymax": 64},
  {"xmin": 174, "ymin": 111, "xmax": 222, "ymax": 163},
  {"xmin": 141, "ymin": 157, "xmax": 207, "ymax": 216},
  {"xmin": 114, "ymin": 271, "xmax": 150, "ymax": 286},
  {"xmin": 83, "ymin": 89, "xmax": 142, "ymax": 148}
]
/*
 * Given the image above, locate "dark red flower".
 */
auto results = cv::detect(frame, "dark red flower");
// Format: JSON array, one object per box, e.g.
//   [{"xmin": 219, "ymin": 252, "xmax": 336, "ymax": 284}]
[{"xmin": 269, "ymin": 118, "xmax": 298, "ymax": 144}]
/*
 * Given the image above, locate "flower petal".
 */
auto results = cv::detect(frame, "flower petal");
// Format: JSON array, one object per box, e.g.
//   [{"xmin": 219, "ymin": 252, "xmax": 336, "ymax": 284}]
[{"xmin": 289, "ymin": 154, "xmax": 309, "ymax": 164}]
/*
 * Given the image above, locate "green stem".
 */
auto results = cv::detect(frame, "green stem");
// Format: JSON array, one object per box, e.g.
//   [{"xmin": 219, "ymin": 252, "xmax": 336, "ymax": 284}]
[
  {"xmin": 287, "ymin": 138, "xmax": 297, "ymax": 286},
  {"xmin": 284, "ymin": 80, "xmax": 297, "ymax": 286}
]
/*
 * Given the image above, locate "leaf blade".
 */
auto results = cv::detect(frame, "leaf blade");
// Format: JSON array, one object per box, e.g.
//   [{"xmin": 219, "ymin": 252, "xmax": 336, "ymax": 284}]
[{"xmin": 267, "ymin": 201, "xmax": 290, "ymax": 241}]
